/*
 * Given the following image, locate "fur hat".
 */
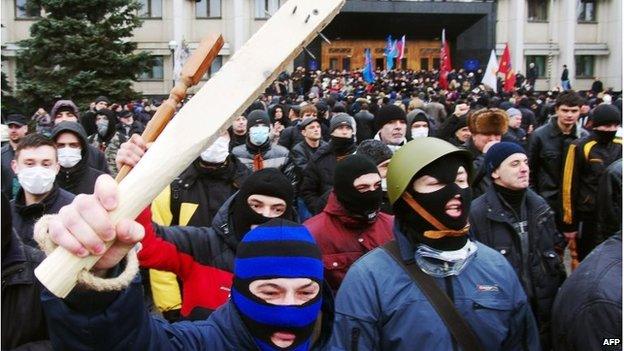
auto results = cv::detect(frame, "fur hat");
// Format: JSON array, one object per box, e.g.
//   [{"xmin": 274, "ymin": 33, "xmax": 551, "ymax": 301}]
[{"xmin": 467, "ymin": 108, "xmax": 508, "ymax": 135}]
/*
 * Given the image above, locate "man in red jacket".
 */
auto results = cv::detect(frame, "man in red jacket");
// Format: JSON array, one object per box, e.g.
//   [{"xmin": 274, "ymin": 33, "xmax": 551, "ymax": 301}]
[{"xmin": 304, "ymin": 154, "xmax": 393, "ymax": 293}]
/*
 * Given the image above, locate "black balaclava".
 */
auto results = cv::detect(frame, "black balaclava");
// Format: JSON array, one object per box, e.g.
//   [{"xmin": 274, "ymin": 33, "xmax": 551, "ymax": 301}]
[
  {"xmin": 394, "ymin": 154, "xmax": 472, "ymax": 251},
  {"xmin": 330, "ymin": 136, "xmax": 355, "ymax": 156},
  {"xmin": 334, "ymin": 155, "xmax": 383, "ymax": 223},
  {"xmin": 231, "ymin": 169, "xmax": 295, "ymax": 241},
  {"xmin": 2, "ymin": 192, "xmax": 12, "ymax": 257}
]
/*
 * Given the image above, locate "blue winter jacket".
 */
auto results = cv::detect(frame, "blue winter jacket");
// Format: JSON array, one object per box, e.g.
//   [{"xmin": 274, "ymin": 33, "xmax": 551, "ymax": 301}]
[
  {"xmin": 329, "ymin": 223, "xmax": 541, "ymax": 351},
  {"xmin": 42, "ymin": 272, "xmax": 334, "ymax": 350}
]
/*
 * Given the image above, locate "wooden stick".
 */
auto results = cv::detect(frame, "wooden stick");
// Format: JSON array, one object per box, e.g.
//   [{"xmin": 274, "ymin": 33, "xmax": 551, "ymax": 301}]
[
  {"xmin": 569, "ymin": 238, "xmax": 580, "ymax": 270},
  {"xmin": 35, "ymin": 0, "xmax": 346, "ymax": 298},
  {"xmin": 115, "ymin": 34, "xmax": 224, "ymax": 182}
]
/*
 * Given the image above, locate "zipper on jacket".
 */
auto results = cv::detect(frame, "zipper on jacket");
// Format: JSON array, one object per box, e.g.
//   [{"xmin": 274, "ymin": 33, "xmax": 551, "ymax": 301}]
[
  {"xmin": 350, "ymin": 327, "xmax": 360, "ymax": 351},
  {"xmin": 444, "ymin": 277, "xmax": 459, "ymax": 351}
]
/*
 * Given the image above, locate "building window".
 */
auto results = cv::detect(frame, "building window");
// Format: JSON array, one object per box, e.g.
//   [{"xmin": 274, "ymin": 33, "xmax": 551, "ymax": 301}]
[
  {"xmin": 138, "ymin": 0, "xmax": 162, "ymax": 18},
  {"xmin": 577, "ymin": 0, "xmax": 596, "ymax": 22},
  {"xmin": 139, "ymin": 56, "xmax": 164, "ymax": 80},
  {"xmin": 432, "ymin": 58, "xmax": 441, "ymax": 70},
  {"xmin": 255, "ymin": 0, "xmax": 279, "ymax": 19},
  {"xmin": 196, "ymin": 0, "xmax": 221, "ymax": 19},
  {"xmin": 575, "ymin": 56, "xmax": 594, "ymax": 78},
  {"xmin": 15, "ymin": 0, "xmax": 40, "ymax": 19},
  {"xmin": 375, "ymin": 58, "xmax": 384, "ymax": 70},
  {"xmin": 525, "ymin": 55, "xmax": 547, "ymax": 78},
  {"xmin": 208, "ymin": 56, "xmax": 223, "ymax": 77},
  {"xmin": 420, "ymin": 58, "xmax": 429, "ymax": 71},
  {"xmin": 342, "ymin": 58, "xmax": 351, "ymax": 71},
  {"xmin": 329, "ymin": 58, "xmax": 339, "ymax": 70},
  {"xmin": 527, "ymin": 0, "xmax": 548, "ymax": 22}
]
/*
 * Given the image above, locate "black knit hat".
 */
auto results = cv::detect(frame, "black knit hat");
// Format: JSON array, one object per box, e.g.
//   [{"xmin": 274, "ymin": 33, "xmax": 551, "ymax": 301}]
[
  {"xmin": 376, "ymin": 105, "xmax": 407, "ymax": 129},
  {"xmin": 334, "ymin": 155, "xmax": 382, "ymax": 220},
  {"xmin": 94, "ymin": 96, "xmax": 110, "ymax": 104},
  {"xmin": 591, "ymin": 104, "xmax": 621, "ymax": 127},
  {"xmin": 246, "ymin": 110, "xmax": 271, "ymax": 131},
  {"xmin": 453, "ymin": 115, "xmax": 468, "ymax": 133},
  {"xmin": 356, "ymin": 139, "xmax": 393, "ymax": 166},
  {"xmin": 231, "ymin": 168, "xmax": 295, "ymax": 241},
  {"xmin": 330, "ymin": 113, "xmax": 354, "ymax": 133}
]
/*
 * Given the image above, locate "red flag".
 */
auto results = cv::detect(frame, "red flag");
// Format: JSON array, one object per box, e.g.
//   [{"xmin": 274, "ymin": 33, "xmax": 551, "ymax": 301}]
[
  {"xmin": 498, "ymin": 43, "xmax": 516, "ymax": 92},
  {"xmin": 439, "ymin": 29, "xmax": 452, "ymax": 89},
  {"xmin": 396, "ymin": 35, "xmax": 406, "ymax": 60}
]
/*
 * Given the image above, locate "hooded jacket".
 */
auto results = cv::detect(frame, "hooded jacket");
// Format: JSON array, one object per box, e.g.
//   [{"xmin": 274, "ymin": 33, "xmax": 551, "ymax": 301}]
[
  {"xmin": 11, "ymin": 185, "xmax": 75, "ymax": 249},
  {"xmin": 104, "ymin": 121, "xmax": 145, "ymax": 176},
  {"xmin": 304, "ymin": 192, "xmax": 394, "ymax": 293},
  {"xmin": 329, "ymin": 223, "xmax": 540, "ymax": 351},
  {"xmin": 52, "ymin": 122, "xmax": 105, "ymax": 195}
]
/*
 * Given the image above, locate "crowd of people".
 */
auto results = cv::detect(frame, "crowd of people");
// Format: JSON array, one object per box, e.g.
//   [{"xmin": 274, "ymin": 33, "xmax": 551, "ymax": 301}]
[{"xmin": 1, "ymin": 66, "xmax": 622, "ymax": 351}]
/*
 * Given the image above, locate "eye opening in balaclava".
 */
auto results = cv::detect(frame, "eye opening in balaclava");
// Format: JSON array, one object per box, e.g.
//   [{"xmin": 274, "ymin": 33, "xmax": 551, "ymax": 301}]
[
  {"xmin": 394, "ymin": 153, "xmax": 473, "ymax": 251},
  {"xmin": 231, "ymin": 168, "xmax": 295, "ymax": 241},
  {"xmin": 333, "ymin": 154, "xmax": 383, "ymax": 223},
  {"xmin": 232, "ymin": 219, "xmax": 323, "ymax": 351}
]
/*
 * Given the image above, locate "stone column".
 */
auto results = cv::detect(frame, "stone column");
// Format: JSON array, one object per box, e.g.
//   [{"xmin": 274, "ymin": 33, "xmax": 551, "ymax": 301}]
[
  {"xmin": 508, "ymin": 0, "xmax": 525, "ymax": 75},
  {"xmin": 559, "ymin": 0, "xmax": 576, "ymax": 88}
]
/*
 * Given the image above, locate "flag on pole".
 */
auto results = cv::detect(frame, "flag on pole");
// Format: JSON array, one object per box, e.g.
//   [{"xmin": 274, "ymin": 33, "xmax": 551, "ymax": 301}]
[
  {"xmin": 363, "ymin": 48, "xmax": 376, "ymax": 84},
  {"xmin": 396, "ymin": 35, "xmax": 406, "ymax": 61},
  {"xmin": 385, "ymin": 35, "xmax": 397, "ymax": 71},
  {"xmin": 498, "ymin": 43, "xmax": 516, "ymax": 93},
  {"xmin": 439, "ymin": 29, "xmax": 452, "ymax": 89},
  {"xmin": 481, "ymin": 49, "xmax": 498, "ymax": 93}
]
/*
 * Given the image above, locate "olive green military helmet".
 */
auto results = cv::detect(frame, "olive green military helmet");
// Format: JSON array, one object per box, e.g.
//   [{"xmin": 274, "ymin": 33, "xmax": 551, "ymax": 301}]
[{"xmin": 387, "ymin": 137, "xmax": 473, "ymax": 205}]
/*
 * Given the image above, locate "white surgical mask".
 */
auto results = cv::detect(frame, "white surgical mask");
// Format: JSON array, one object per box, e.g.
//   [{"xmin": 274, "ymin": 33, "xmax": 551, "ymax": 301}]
[
  {"xmin": 411, "ymin": 128, "xmax": 429, "ymax": 139},
  {"xmin": 200, "ymin": 136, "xmax": 230, "ymax": 163},
  {"xmin": 96, "ymin": 120, "xmax": 109, "ymax": 136},
  {"xmin": 381, "ymin": 178, "xmax": 388, "ymax": 192},
  {"xmin": 249, "ymin": 125, "xmax": 270, "ymax": 146},
  {"xmin": 57, "ymin": 147, "xmax": 82, "ymax": 168},
  {"xmin": 17, "ymin": 166, "xmax": 56, "ymax": 195}
]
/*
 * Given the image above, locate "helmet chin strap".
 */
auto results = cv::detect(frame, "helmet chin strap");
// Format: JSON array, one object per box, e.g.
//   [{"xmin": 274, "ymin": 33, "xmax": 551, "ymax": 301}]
[{"xmin": 401, "ymin": 192, "xmax": 469, "ymax": 240}]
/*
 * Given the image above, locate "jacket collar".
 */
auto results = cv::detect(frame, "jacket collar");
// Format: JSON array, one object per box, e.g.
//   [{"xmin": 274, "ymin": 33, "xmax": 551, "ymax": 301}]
[
  {"xmin": 393, "ymin": 221, "xmax": 418, "ymax": 262},
  {"xmin": 14, "ymin": 184, "xmax": 61, "ymax": 219},
  {"xmin": 323, "ymin": 192, "xmax": 375, "ymax": 229}
]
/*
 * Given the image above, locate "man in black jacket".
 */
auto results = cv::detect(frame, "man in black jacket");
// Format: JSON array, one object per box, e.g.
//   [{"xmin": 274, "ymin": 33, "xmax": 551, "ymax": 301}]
[
  {"xmin": 299, "ymin": 114, "xmax": 356, "ymax": 215},
  {"xmin": 552, "ymin": 232, "xmax": 621, "ymax": 351},
  {"xmin": 470, "ymin": 142, "xmax": 566, "ymax": 350},
  {"xmin": 528, "ymin": 91, "xmax": 585, "ymax": 228},
  {"xmin": 2, "ymin": 193, "xmax": 51, "ymax": 350},
  {"xmin": 290, "ymin": 117, "xmax": 327, "ymax": 178},
  {"xmin": 10, "ymin": 134, "xmax": 74, "ymax": 248},
  {"xmin": 561, "ymin": 104, "xmax": 622, "ymax": 260},
  {"xmin": 1, "ymin": 114, "xmax": 29, "ymax": 199},
  {"xmin": 51, "ymin": 122, "xmax": 104, "ymax": 195}
]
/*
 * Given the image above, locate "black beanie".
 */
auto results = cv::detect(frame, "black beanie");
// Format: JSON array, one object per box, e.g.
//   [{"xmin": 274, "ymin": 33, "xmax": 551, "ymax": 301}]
[
  {"xmin": 330, "ymin": 113, "xmax": 354, "ymax": 133},
  {"xmin": 95, "ymin": 96, "xmax": 110, "ymax": 104},
  {"xmin": 412, "ymin": 112, "xmax": 429, "ymax": 126},
  {"xmin": 376, "ymin": 105, "xmax": 407, "ymax": 129},
  {"xmin": 243, "ymin": 101, "xmax": 266, "ymax": 117},
  {"xmin": 356, "ymin": 139, "xmax": 393, "ymax": 166},
  {"xmin": 334, "ymin": 155, "xmax": 383, "ymax": 222},
  {"xmin": 452, "ymin": 115, "xmax": 468, "ymax": 133},
  {"xmin": 95, "ymin": 108, "xmax": 115, "ymax": 120},
  {"xmin": 591, "ymin": 104, "xmax": 621, "ymax": 127},
  {"xmin": 231, "ymin": 168, "xmax": 295, "ymax": 240},
  {"xmin": 246, "ymin": 110, "xmax": 271, "ymax": 131}
]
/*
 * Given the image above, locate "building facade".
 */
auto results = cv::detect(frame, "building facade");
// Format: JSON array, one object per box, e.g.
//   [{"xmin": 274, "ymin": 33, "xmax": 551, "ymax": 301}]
[{"xmin": 1, "ymin": 0, "xmax": 621, "ymax": 98}]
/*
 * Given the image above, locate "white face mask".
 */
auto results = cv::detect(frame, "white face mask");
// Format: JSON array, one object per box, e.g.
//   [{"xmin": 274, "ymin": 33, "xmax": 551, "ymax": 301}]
[
  {"xmin": 57, "ymin": 147, "xmax": 82, "ymax": 168},
  {"xmin": 249, "ymin": 125, "xmax": 270, "ymax": 146},
  {"xmin": 411, "ymin": 128, "xmax": 429, "ymax": 139},
  {"xmin": 381, "ymin": 178, "xmax": 388, "ymax": 192},
  {"xmin": 17, "ymin": 166, "xmax": 56, "ymax": 195},
  {"xmin": 200, "ymin": 136, "xmax": 230, "ymax": 163}
]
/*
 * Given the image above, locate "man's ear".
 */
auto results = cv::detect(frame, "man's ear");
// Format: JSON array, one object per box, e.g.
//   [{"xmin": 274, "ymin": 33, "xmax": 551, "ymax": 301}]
[
  {"xmin": 11, "ymin": 159, "xmax": 18, "ymax": 174},
  {"xmin": 491, "ymin": 169, "xmax": 500, "ymax": 180}
]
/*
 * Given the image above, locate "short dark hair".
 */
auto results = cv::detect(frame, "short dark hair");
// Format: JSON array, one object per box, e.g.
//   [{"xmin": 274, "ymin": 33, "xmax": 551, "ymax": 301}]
[
  {"xmin": 15, "ymin": 133, "xmax": 57, "ymax": 160},
  {"xmin": 555, "ymin": 91, "xmax": 584, "ymax": 108}
]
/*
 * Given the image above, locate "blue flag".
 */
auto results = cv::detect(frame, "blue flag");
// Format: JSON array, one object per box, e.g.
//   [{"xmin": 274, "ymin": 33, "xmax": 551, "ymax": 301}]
[
  {"xmin": 363, "ymin": 48, "xmax": 376, "ymax": 83},
  {"xmin": 385, "ymin": 35, "xmax": 397, "ymax": 70}
]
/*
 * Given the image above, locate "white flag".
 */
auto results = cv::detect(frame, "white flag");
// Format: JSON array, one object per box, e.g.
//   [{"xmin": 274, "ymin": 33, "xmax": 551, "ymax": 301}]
[
  {"xmin": 481, "ymin": 49, "xmax": 498, "ymax": 93},
  {"xmin": 174, "ymin": 40, "xmax": 190, "ymax": 82}
]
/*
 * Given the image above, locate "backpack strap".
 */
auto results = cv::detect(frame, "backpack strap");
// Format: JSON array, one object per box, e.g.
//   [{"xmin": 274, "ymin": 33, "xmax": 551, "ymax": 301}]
[
  {"xmin": 169, "ymin": 179, "xmax": 182, "ymax": 226},
  {"xmin": 381, "ymin": 241, "xmax": 484, "ymax": 351}
]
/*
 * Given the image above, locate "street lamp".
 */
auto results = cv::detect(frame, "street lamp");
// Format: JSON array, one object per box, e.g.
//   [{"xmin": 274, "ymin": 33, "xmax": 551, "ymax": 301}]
[{"xmin": 168, "ymin": 40, "xmax": 177, "ymax": 88}]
